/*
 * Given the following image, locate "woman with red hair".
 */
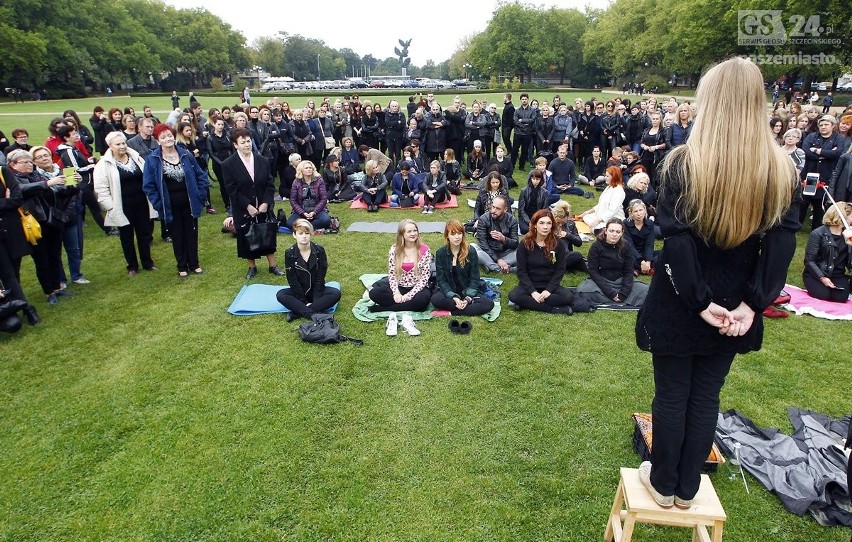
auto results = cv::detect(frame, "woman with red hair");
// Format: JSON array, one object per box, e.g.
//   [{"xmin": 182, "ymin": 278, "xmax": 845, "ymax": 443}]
[
  {"xmin": 578, "ymin": 165, "xmax": 626, "ymax": 232},
  {"xmin": 508, "ymin": 209, "xmax": 574, "ymax": 314},
  {"xmin": 430, "ymin": 219, "xmax": 494, "ymax": 316},
  {"xmin": 142, "ymin": 124, "xmax": 210, "ymax": 278}
]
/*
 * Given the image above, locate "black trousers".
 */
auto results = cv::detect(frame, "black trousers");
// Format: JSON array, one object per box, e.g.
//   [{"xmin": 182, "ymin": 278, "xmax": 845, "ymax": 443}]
[
  {"xmin": 276, "ymin": 285, "xmax": 341, "ymax": 317},
  {"xmin": 0, "ymin": 244, "xmax": 27, "ymax": 303},
  {"xmin": 211, "ymin": 161, "xmax": 230, "ymax": 211},
  {"xmin": 508, "ymin": 285, "xmax": 573, "ymax": 312},
  {"xmin": 119, "ymin": 202, "xmax": 154, "ymax": 272},
  {"xmin": 430, "ymin": 290, "xmax": 494, "ymax": 316},
  {"xmin": 803, "ymin": 272, "xmax": 850, "ymax": 302},
  {"xmin": 30, "ymin": 223, "xmax": 63, "ymax": 295},
  {"xmin": 501, "ymin": 127, "xmax": 513, "ymax": 156},
  {"xmin": 369, "ymin": 282, "xmax": 431, "ymax": 312},
  {"xmin": 168, "ymin": 203, "xmax": 199, "ymax": 272},
  {"xmin": 512, "ymin": 134, "xmax": 533, "ymax": 169},
  {"xmin": 650, "ymin": 352, "xmax": 735, "ymax": 500},
  {"xmin": 386, "ymin": 135, "xmax": 403, "ymax": 164}
]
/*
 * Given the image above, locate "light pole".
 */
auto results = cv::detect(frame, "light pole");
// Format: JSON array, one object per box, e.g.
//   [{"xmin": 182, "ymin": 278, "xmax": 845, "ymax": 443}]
[
  {"xmin": 464, "ymin": 63, "xmax": 472, "ymax": 81},
  {"xmin": 317, "ymin": 54, "xmax": 321, "ymax": 82}
]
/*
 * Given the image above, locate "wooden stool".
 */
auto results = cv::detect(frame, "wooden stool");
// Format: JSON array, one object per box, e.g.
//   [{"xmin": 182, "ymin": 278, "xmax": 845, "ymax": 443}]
[{"xmin": 604, "ymin": 467, "xmax": 726, "ymax": 542}]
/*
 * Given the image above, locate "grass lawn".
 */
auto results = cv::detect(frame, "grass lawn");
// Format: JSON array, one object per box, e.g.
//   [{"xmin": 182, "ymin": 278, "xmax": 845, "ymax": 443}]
[{"xmin": 0, "ymin": 97, "xmax": 848, "ymax": 541}]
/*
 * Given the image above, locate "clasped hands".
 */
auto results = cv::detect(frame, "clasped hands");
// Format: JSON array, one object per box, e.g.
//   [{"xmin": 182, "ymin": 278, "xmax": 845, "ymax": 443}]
[
  {"xmin": 246, "ymin": 203, "xmax": 268, "ymax": 217},
  {"xmin": 700, "ymin": 301, "xmax": 755, "ymax": 337}
]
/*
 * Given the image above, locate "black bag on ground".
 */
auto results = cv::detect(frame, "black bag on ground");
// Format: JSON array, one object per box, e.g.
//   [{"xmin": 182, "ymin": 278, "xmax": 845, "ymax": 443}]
[
  {"xmin": 298, "ymin": 313, "xmax": 363, "ymax": 345},
  {"xmin": 398, "ymin": 195, "xmax": 416, "ymax": 208},
  {"xmin": 245, "ymin": 212, "xmax": 277, "ymax": 252}
]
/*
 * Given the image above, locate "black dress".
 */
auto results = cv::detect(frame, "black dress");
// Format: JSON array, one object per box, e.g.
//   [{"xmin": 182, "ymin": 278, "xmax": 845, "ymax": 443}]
[{"xmin": 222, "ymin": 152, "xmax": 276, "ymax": 259}]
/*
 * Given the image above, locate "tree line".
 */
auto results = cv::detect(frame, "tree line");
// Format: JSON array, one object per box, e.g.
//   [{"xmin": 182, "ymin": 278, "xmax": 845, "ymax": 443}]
[{"xmin": 3, "ymin": 0, "xmax": 848, "ymax": 98}]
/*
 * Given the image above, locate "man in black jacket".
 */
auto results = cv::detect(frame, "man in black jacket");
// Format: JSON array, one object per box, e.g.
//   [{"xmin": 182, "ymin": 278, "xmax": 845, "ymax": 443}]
[
  {"xmin": 474, "ymin": 195, "xmax": 518, "ymax": 273},
  {"xmin": 512, "ymin": 93, "xmax": 535, "ymax": 170}
]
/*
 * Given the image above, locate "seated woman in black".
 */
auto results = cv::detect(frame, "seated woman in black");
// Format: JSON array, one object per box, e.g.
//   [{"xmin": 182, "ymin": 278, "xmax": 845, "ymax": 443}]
[
  {"xmin": 550, "ymin": 200, "xmax": 587, "ymax": 273},
  {"xmin": 359, "ymin": 159, "xmax": 388, "ymax": 212},
  {"xmin": 624, "ymin": 199, "xmax": 656, "ymax": 276},
  {"xmin": 518, "ymin": 168, "xmax": 549, "ymax": 235},
  {"xmin": 431, "ymin": 219, "xmax": 495, "ymax": 316},
  {"xmin": 486, "ymin": 145, "xmax": 516, "ymax": 188},
  {"xmin": 576, "ymin": 218, "xmax": 648, "ymax": 307},
  {"xmin": 802, "ymin": 201, "xmax": 852, "ymax": 302},
  {"xmin": 508, "ymin": 209, "xmax": 574, "ymax": 314},
  {"xmin": 276, "ymin": 219, "xmax": 341, "ymax": 322},
  {"xmin": 419, "ymin": 160, "xmax": 447, "ymax": 214},
  {"xmin": 473, "ymin": 172, "xmax": 513, "ymax": 230}
]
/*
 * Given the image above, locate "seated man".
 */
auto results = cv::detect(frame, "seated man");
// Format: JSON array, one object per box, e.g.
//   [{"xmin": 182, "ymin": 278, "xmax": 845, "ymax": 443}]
[
  {"xmin": 549, "ymin": 144, "xmax": 593, "ymax": 199},
  {"xmin": 473, "ymin": 195, "xmax": 519, "ymax": 273}
]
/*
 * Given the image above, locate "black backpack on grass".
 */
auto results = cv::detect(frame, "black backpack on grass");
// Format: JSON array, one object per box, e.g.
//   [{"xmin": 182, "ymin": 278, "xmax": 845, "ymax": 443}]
[{"xmin": 298, "ymin": 314, "xmax": 362, "ymax": 345}]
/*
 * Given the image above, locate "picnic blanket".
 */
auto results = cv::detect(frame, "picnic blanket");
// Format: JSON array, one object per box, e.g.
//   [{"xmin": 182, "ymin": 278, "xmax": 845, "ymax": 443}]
[
  {"xmin": 351, "ymin": 273, "xmax": 502, "ymax": 322},
  {"xmin": 781, "ymin": 284, "xmax": 852, "ymax": 320},
  {"xmin": 227, "ymin": 282, "xmax": 341, "ymax": 315},
  {"xmin": 349, "ymin": 193, "xmax": 459, "ymax": 210},
  {"xmin": 346, "ymin": 221, "xmax": 447, "ymax": 234}
]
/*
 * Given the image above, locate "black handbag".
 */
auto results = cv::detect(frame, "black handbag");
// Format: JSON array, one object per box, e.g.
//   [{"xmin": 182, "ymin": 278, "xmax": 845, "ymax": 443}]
[
  {"xmin": 244, "ymin": 211, "xmax": 277, "ymax": 253},
  {"xmin": 398, "ymin": 195, "xmax": 416, "ymax": 208}
]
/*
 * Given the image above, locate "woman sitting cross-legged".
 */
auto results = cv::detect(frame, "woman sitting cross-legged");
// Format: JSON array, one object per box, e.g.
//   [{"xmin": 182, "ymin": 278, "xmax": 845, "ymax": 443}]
[
  {"xmin": 368, "ymin": 219, "xmax": 433, "ymax": 335},
  {"xmin": 389, "ymin": 162, "xmax": 420, "ymax": 208},
  {"xmin": 287, "ymin": 160, "xmax": 331, "ymax": 230},
  {"xmin": 431, "ymin": 219, "xmax": 495, "ymax": 317},
  {"xmin": 577, "ymin": 166, "xmax": 626, "ymax": 233},
  {"xmin": 359, "ymin": 159, "xmax": 388, "ymax": 212},
  {"xmin": 276, "ymin": 219, "xmax": 341, "ymax": 322},
  {"xmin": 550, "ymin": 200, "xmax": 587, "ymax": 273},
  {"xmin": 802, "ymin": 201, "xmax": 852, "ymax": 302},
  {"xmin": 576, "ymin": 218, "xmax": 648, "ymax": 307},
  {"xmin": 473, "ymin": 171, "xmax": 513, "ymax": 230},
  {"xmin": 420, "ymin": 160, "xmax": 447, "ymax": 214},
  {"xmin": 624, "ymin": 199, "xmax": 657, "ymax": 276},
  {"xmin": 518, "ymin": 168, "xmax": 549, "ymax": 235},
  {"xmin": 508, "ymin": 209, "xmax": 575, "ymax": 314}
]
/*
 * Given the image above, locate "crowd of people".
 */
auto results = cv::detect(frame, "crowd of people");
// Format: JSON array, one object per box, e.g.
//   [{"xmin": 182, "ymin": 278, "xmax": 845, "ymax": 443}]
[{"xmin": 1, "ymin": 74, "xmax": 851, "ymax": 334}]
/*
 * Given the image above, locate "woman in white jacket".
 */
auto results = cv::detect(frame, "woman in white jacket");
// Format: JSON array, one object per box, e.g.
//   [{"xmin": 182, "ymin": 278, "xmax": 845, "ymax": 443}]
[
  {"xmin": 578, "ymin": 165, "xmax": 625, "ymax": 232},
  {"xmin": 93, "ymin": 131, "xmax": 158, "ymax": 276}
]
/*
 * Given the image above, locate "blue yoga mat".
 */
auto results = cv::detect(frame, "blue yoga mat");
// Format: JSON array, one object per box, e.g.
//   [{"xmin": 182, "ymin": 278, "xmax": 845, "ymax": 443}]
[{"xmin": 227, "ymin": 282, "xmax": 341, "ymax": 316}]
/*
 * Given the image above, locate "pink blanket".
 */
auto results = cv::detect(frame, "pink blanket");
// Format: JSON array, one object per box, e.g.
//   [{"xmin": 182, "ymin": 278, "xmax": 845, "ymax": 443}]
[
  {"xmin": 349, "ymin": 194, "xmax": 458, "ymax": 210},
  {"xmin": 782, "ymin": 284, "xmax": 852, "ymax": 320}
]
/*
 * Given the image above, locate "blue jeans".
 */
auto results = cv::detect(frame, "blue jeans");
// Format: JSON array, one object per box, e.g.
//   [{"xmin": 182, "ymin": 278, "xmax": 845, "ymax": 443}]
[
  {"xmin": 287, "ymin": 211, "xmax": 331, "ymax": 230},
  {"xmin": 59, "ymin": 222, "xmax": 83, "ymax": 282}
]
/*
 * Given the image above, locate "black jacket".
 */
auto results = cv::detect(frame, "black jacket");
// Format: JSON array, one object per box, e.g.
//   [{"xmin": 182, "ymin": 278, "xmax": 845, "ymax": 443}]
[
  {"xmin": 828, "ymin": 152, "xmax": 852, "ymax": 202},
  {"xmin": 284, "ymin": 242, "xmax": 329, "ymax": 302},
  {"xmin": 501, "ymin": 102, "xmax": 515, "ymax": 129},
  {"xmin": 636, "ymin": 163, "xmax": 801, "ymax": 356},
  {"xmin": 803, "ymin": 225, "xmax": 852, "ymax": 279},
  {"xmin": 513, "ymin": 105, "xmax": 536, "ymax": 136}
]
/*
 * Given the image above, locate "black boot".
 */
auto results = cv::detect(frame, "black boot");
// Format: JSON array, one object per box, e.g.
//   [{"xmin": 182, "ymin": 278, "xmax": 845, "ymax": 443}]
[{"xmin": 22, "ymin": 305, "xmax": 40, "ymax": 325}]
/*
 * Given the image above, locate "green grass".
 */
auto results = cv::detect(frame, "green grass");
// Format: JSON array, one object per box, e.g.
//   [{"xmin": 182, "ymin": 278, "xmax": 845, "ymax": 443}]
[{"xmin": 0, "ymin": 98, "xmax": 849, "ymax": 541}]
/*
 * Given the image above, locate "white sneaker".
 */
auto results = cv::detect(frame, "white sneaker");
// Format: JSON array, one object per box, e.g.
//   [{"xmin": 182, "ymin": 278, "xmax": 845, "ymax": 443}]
[
  {"xmin": 73, "ymin": 278, "xmax": 91, "ymax": 284},
  {"xmin": 638, "ymin": 461, "xmax": 674, "ymax": 508},
  {"xmin": 400, "ymin": 314, "xmax": 421, "ymax": 336},
  {"xmin": 386, "ymin": 313, "xmax": 398, "ymax": 336},
  {"xmin": 422, "ymin": 207, "xmax": 428, "ymax": 214}
]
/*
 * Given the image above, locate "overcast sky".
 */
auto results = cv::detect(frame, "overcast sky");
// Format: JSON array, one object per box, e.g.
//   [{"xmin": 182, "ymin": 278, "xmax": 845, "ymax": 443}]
[{"xmin": 165, "ymin": 0, "xmax": 611, "ymax": 66}]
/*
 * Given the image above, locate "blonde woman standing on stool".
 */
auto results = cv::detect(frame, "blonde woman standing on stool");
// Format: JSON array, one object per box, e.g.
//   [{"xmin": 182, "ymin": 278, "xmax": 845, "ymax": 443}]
[{"xmin": 635, "ymin": 57, "xmax": 800, "ymax": 510}]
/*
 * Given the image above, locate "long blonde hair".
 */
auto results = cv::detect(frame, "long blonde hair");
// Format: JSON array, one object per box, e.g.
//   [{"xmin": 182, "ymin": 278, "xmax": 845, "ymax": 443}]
[
  {"xmin": 658, "ymin": 57, "xmax": 794, "ymax": 249},
  {"xmin": 393, "ymin": 219, "xmax": 421, "ymax": 277}
]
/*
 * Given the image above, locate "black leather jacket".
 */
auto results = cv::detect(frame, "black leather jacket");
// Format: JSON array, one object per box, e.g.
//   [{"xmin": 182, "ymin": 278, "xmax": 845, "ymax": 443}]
[{"xmin": 804, "ymin": 225, "xmax": 852, "ymax": 279}]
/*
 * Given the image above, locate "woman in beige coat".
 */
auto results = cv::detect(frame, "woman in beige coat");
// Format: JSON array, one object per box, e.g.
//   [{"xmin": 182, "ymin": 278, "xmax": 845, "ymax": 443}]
[{"xmin": 94, "ymin": 131, "xmax": 158, "ymax": 276}]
